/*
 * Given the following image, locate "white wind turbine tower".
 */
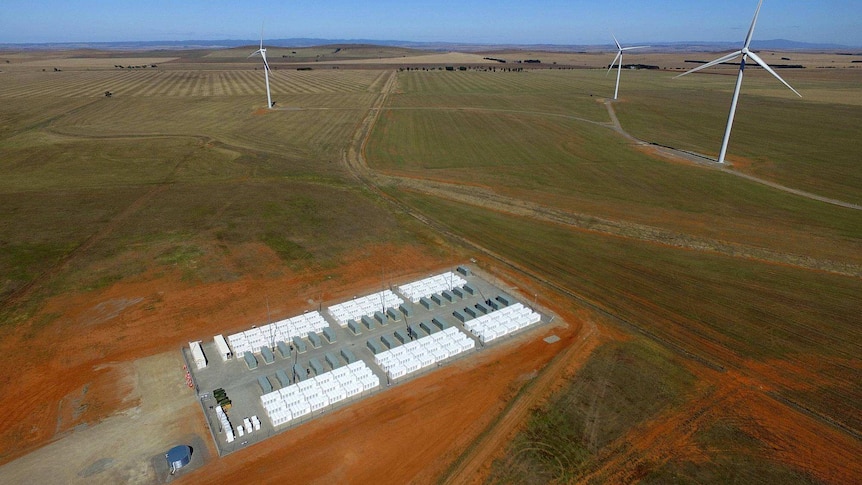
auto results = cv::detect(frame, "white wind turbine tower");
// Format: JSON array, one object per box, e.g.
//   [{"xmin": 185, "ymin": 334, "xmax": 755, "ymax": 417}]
[
  {"xmin": 675, "ymin": 0, "xmax": 801, "ymax": 164},
  {"xmin": 249, "ymin": 25, "xmax": 274, "ymax": 109},
  {"xmin": 608, "ymin": 34, "xmax": 649, "ymax": 100}
]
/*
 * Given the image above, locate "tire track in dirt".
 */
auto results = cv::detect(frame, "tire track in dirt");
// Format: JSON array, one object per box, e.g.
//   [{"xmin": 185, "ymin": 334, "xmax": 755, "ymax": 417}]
[
  {"xmin": 576, "ymin": 380, "xmax": 739, "ymax": 483},
  {"xmin": 379, "ymin": 176, "xmax": 861, "ymax": 278},
  {"xmin": 440, "ymin": 318, "xmax": 601, "ymax": 485},
  {"xmin": 344, "ymin": 89, "xmax": 860, "ymax": 277},
  {"xmin": 341, "ymin": 71, "xmax": 862, "ymax": 481}
]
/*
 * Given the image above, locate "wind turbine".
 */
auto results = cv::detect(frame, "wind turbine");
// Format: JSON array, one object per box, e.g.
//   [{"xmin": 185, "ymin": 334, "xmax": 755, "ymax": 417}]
[
  {"xmin": 675, "ymin": 0, "xmax": 801, "ymax": 164},
  {"xmin": 607, "ymin": 34, "xmax": 648, "ymax": 100},
  {"xmin": 249, "ymin": 25, "xmax": 273, "ymax": 109}
]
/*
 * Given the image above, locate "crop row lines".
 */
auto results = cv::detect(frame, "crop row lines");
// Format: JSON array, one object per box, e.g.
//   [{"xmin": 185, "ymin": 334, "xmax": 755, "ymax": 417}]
[{"xmin": 0, "ymin": 70, "xmax": 382, "ymax": 98}]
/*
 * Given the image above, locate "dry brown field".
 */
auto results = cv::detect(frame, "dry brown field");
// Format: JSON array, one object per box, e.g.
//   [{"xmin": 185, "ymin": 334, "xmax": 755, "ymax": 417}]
[{"xmin": 0, "ymin": 47, "xmax": 859, "ymax": 484}]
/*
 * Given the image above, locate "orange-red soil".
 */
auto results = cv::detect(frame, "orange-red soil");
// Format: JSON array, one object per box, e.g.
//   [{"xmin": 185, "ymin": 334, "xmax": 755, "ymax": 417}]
[{"xmin": 0, "ymin": 243, "xmax": 461, "ymax": 466}]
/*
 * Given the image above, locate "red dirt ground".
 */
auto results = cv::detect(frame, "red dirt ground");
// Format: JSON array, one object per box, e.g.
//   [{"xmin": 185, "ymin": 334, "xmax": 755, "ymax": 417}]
[
  {"xmin": 577, "ymin": 361, "xmax": 862, "ymax": 484},
  {"xmin": 0, "ymin": 241, "xmax": 593, "ymax": 485},
  {"xmin": 177, "ymin": 291, "xmax": 586, "ymax": 485},
  {"xmin": 0, "ymin": 243, "xmax": 458, "ymax": 466}
]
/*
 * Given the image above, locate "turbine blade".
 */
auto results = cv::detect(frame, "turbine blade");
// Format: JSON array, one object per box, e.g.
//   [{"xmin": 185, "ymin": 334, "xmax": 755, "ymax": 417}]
[
  {"xmin": 744, "ymin": 0, "xmax": 764, "ymax": 49},
  {"xmin": 675, "ymin": 50, "xmax": 742, "ymax": 78},
  {"xmin": 607, "ymin": 52, "xmax": 621, "ymax": 76},
  {"xmin": 260, "ymin": 22, "xmax": 265, "ymax": 50},
  {"xmin": 612, "ymin": 33, "xmax": 621, "ymax": 51},
  {"xmin": 248, "ymin": 49, "xmax": 261, "ymax": 59},
  {"xmin": 746, "ymin": 51, "xmax": 802, "ymax": 97},
  {"xmin": 622, "ymin": 45, "xmax": 650, "ymax": 51}
]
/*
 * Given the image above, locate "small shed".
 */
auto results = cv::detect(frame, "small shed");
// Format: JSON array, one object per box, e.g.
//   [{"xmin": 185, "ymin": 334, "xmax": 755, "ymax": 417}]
[
  {"xmin": 276, "ymin": 369, "xmax": 291, "ymax": 387},
  {"xmin": 340, "ymin": 348, "xmax": 357, "ymax": 363},
  {"xmin": 277, "ymin": 341, "xmax": 291, "ymax": 359},
  {"xmin": 293, "ymin": 363, "xmax": 306, "ymax": 382},
  {"xmin": 464, "ymin": 307, "xmax": 477, "ymax": 318},
  {"xmin": 432, "ymin": 317, "xmax": 448, "ymax": 330},
  {"xmin": 189, "ymin": 341, "xmax": 207, "ymax": 370},
  {"xmin": 260, "ymin": 346, "xmax": 275, "ymax": 364},
  {"xmin": 325, "ymin": 352, "xmax": 341, "ymax": 369},
  {"xmin": 323, "ymin": 327, "xmax": 336, "ymax": 343},
  {"xmin": 309, "ymin": 358, "xmax": 324, "ymax": 375},
  {"xmin": 386, "ymin": 307, "xmax": 400, "ymax": 321},
  {"xmin": 475, "ymin": 303, "xmax": 488, "ymax": 315},
  {"xmin": 348, "ymin": 320, "xmax": 362, "ymax": 334},
  {"xmin": 361, "ymin": 317, "xmax": 375, "ymax": 330},
  {"xmin": 452, "ymin": 287, "xmax": 464, "ymax": 298},
  {"xmin": 366, "ymin": 339, "xmax": 382, "ymax": 354},
  {"xmin": 463, "ymin": 284, "xmax": 475, "ymax": 295},
  {"xmin": 457, "ymin": 265, "xmax": 471, "ymax": 276},
  {"xmin": 374, "ymin": 311, "xmax": 386, "ymax": 325},
  {"xmin": 394, "ymin": 329, "xmax": 409, "ymax": 344},
  {"xmin": 382, "ymin": 334, "xmax": 398, "ymax": 349},
  {"xmin": 487, "ymin": 299, "xmax": 501, "ymax": 311},
  {"xmin": 399, "ymin": 303, "xmax": 412, "ymax": 317},
  {"xmin": 420, "ymin": 297, "xmax": 433, "ymax": 310},
  {"xmin": 430, "ymin": 294, "xmax": 443, "ymax": 305},
  {"xmin": 166, "ymin": 445, "xmax": 192, "ymax": 473},
  {"xmin": 442, "ymin": 290, "xmax": 455, "ymax": 302},
  {"xmin": 308, "ymin": 332, "xmax": 322, "ymax": 349},
  {"xmin": 419, "ymin": 321, "xmax": 435, "ymax": 334},
  {"xmin": 496, "ymin": 294, "xmax": 512, "ymax": 306},
  {"xmin": 214, "ymin": 335, "xmax": 232, "ymax": 361},
  {"xmin": 258, "ymin": 375, "xmax": 273, "ymax": 393},
  {"xmin": 244, "ymin": 351, "xmax": 258, "ymax": 370},
  {"xmin": 292, "ymin": 336, "xmax": 307, "ymax": 353}
]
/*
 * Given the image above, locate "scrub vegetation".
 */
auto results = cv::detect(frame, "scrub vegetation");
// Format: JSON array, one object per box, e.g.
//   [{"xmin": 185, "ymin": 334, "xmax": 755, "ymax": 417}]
[{"xmin": 0, "ymin": 50, "xmax": 859, "ymax": 483}]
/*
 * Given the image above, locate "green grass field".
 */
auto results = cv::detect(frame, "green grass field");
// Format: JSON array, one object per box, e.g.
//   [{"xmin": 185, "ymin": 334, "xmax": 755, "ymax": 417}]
[
  {"xmin": 390, "ymin": 189, "xmax": 861, "ymax": 431},
  {"xmin": 0, "ymin": 68, "xmax": 422, "ymax": 325},
  {"xmin": 368, "ymin": 71, "xmax": 862, "ymax": 267},
  {"xmin": 1, "ymin": 53, "xmax": 860, "ymax": 482},
  {"xmin": 487, "ymin": 339, "xmax": 696, "ymax": 484},
  {"xmin": 615, "ymin": 69, "xmax": 862, "ymax": 204}
]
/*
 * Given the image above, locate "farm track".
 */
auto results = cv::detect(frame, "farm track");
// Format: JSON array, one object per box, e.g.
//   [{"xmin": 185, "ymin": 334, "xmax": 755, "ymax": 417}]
[
  {"xmin": 340, "ymin": 70, "xmax": 862, "ymax": 480},
  {"xmin": 440, "ymin": 317, "xmax": 601, "ymax": 485},
  {"xmin": 350, "ymin": 97, "xmax": 862, "ymax": 277},
  {"xmin": 378, "ymin": 176, "xmax": 862, "ymax": 278},
  {"xmin": 603, "ymin": 100, "xmax": 862, "ymax": 211}
]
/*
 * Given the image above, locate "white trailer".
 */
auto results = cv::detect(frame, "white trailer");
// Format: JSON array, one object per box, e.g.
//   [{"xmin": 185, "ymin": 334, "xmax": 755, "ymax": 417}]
[
  {"xmin": 189, "ymin": 340, "xmax": 207, "ymax": 370},
  {"xmin": 214, "ymin": 334, "xmax": 232, "ymax": 361}
]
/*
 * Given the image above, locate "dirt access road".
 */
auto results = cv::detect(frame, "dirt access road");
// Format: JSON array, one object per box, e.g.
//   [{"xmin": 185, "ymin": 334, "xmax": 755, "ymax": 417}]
[{"xmin": 0, "ymin": 352, "xmax": 208, "ymax": 484}]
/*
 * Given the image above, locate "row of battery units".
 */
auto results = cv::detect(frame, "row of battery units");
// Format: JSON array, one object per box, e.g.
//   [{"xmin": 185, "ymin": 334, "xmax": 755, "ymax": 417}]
[
  {"xmin": 396, "ymin": 271, "xmax": 467, "ymax": 303},
  {"xmin": 215, "ymin": 406, "xmax": 236, "ymax": 443},
  {"xmin": 462, "ymin": 303, "xmax": 541, "ymax": 343},
  {"xmin": 327, "ymin": 290, "xmax": 404, "ymax": 327},
  {"xmin": 227, "ymin": 312, "xmax": 329, "ymax": 357},
  {"xmin": 374, "ymin": 326, "xmax": 475, "ymax": 379},
  {"xmin": 261, "ymin": 361, "xmax": 380, "ymax": 427}
]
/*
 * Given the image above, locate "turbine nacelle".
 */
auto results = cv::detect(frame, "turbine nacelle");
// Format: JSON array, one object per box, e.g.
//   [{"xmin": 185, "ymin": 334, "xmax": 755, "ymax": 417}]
[
  {"xmin": 246, "ymin": 28, "xmax": 274, "ymax": 109},
  {"xmin": 250, "ymin": 24, "xmax": 274, "ymax": 109}
]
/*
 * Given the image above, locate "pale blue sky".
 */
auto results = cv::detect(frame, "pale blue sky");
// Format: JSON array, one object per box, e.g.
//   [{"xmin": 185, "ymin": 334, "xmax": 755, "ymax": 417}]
[{"xmin": 1, "ymin": 1, "xmax": 859, "ymax": 46}]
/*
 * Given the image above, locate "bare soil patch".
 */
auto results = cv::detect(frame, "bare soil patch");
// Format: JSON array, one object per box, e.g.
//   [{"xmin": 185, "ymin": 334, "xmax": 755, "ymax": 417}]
[
  {"xmin": 178, "ymin": 300, "xmax": 587, "ymax": 485},
  {"xmin": 0, "ymin": 242, "xmax": 445, "ymax": 466}
]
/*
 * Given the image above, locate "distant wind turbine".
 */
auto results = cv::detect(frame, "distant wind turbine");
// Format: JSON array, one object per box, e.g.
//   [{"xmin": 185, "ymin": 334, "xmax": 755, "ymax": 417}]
[
  {"xmin": 607, "ymin": 34, "xmax": 648, "ymax": 100},
  {"xmin": 249, "ymin": 24, "xmax": 273, "ymax": 109},
  {"xmin": 675, "ymin": 0, "xmax": 801, "ymax": 164}
]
